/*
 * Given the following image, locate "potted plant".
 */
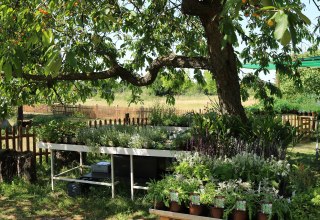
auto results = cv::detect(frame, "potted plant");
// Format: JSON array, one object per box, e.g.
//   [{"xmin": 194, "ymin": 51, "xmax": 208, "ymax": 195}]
[
  {"xmin": 162, "ymin": 175, "xmax": 189, "ymax": 213},
  {"xmin": 186, "ymin": 178, "xmax": 204, "ymax": 216},
  {"xmin": 146, "ymin": 179, "xmax": 166, "ymax": 210},
  {"xmin": 257, "ymin": 182, "xmax": 291, "ymax": 220},
  {"xmin": 223, "ymin": 180, "xmax": 257, "ymax": 220},
  {"xmin": 201, "ymin": 181, "xmax": 227, "ymax": 219}
]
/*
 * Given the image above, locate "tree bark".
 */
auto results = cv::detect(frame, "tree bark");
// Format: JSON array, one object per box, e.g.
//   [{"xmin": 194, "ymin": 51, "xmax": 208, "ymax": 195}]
[{"xmin": 198, "ymin": 5, "xmax": 247, "ymax": 122}]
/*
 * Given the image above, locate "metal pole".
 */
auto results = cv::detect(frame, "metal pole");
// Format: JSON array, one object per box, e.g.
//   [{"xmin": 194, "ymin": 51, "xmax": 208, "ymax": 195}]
[
  {"xmin": 79, "ymin": 152, "xmax": 83, "ymax": 175},
  {"xmin": 111, "ymin": 154, "xmax": 115, "ymax": 198},
  {"xmin": 51, "ymin": 149, "xmax": 54, "ymax": 191},
  {"xmin": 130, "ymin": 154, "xmax": 134, "ymax": 200}
]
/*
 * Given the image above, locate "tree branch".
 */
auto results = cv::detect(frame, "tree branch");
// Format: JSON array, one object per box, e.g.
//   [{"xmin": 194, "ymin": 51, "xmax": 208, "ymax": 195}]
[
  {"xmin": 181, "ymin": 0, "xmax": 213, "ymax": 16},
  {"xmin": 12, "ymin": 54, "xmax": 212, "ymax": 86},
  {"xmin": 313, "ymin": 0, "xmax": 320, "ymax": 11}
]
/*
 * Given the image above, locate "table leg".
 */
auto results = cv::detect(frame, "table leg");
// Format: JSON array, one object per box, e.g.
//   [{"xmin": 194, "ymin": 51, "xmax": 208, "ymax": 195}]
[
  {"xmin": 130, "ymin": 154, "xmax": 134, "ymax": 200},
  {"xmin": 111, "ymin": 154, "xmax": 115, "ymax": 198},
  {"xmin": 51, "ymin": 149, "xmax": 54, "ymax": 191},
  {"xmin": 79, "ymin": 152, "xmax": 83, "ymax": 175}
]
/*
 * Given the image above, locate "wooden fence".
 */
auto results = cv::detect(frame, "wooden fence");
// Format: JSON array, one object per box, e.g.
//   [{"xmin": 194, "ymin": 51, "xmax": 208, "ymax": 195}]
[
  {"xmin": 0, "ymin": 125, "xmax": 49, "ymax": 164},
  {"xmin": 87, "ymin": 117, "xmax": 148, "ymax": 128},
  {"xmin": 24, "ymin": 104, "xmax": 194, "ymax": 119},
  {"xmin": 282, "ymin": 114, "xmax": 318, "ymax": 138}
]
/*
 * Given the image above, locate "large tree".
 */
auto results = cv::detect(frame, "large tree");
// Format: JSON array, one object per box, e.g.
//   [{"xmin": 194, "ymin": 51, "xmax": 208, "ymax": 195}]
[{"xmin": 0, "ymin": 0, "xmax": 316, "ymax": 121}]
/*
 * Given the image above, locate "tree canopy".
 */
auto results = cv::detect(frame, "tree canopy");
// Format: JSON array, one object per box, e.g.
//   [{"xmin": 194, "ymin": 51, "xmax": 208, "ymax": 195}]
[{"xmin": 0, "ymin": 0, "xmax": 318, "ymax": 120}]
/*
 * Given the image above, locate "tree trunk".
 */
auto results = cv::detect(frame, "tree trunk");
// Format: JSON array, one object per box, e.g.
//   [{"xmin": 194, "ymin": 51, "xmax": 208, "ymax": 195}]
[
  {"xmin": 17, "ymin": 105, "xmax": 23, "ymax": 125},
  {"xmin": 200, "ymin": 13, "xmax": 247, "ymax": 122}
]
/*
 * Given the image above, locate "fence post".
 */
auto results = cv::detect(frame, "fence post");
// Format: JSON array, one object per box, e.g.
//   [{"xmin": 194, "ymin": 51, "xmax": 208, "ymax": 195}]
[
  {"xmin": 5, "ymin": 127, "xmax": 9, "ymax": 149},
  {"xmin": 12, "ymin": 126, "xmax": 16, "ymax": 151},
  {"xmin": 18, "ymin": 125, "xmax": 23, "ymax": 151},
  {"xmin": 125, "ymin": 113, "xmax": 130, "ymax": 125},
  {"xmin": 32, "ymin": 128, "xmax": 37, "ymax": 162},
  {"xmin": 26, "ymin": 126, "xmax": 30, "ymax": 151}
]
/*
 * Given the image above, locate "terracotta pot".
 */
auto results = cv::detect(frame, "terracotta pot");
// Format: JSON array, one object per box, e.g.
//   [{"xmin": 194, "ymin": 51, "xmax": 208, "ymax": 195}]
[
  {"xmin": 210, "ymin": 206, "xmax": 224, "ymax": 219},
  {"xmin": 257, "ymin": 212, "xmax": 269, "ymax": 220},
  {"xmin": 154, "ymin": 201, "xmax": 165, "ymax": 210},
  {"xmin": 233, "ymin": 210, "xmax": 248, "ymax": 220},
  {"xmin": 170, "ymin": 201, "xmax": 183, "ymax": 212},
  {"xmin": 189, "ymin": 204, "xmax": 203, "ymax": 216}
]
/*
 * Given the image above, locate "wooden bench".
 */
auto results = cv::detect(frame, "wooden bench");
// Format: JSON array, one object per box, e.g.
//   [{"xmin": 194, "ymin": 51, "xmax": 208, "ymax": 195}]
[{"xmin": 149, "ymin": 209, "xmax": 222, "ymax": 220}]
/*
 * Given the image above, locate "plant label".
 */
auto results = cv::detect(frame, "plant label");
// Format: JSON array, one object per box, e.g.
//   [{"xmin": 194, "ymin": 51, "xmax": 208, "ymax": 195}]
[
  {"xmin": 236, "ymin": 200, "xmax": 246, "ymax": 211},
  {"xmin": 262, "ymin": 203, "xmax": 272, "ymax": 215},
  {"xmin": 215, "ymin": 197, "xmax": 225, "ymax": 208},
  {"xmin": 170, "ymin": 192, "xmax": 179, "ymax": 202}
]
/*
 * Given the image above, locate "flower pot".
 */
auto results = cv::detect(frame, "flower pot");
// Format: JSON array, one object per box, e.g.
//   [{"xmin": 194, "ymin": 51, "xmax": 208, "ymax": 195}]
[
  {"xmin": 189, "ymin": 204, "xmax": 203, "ymax": 215},
  {"xmin": 233, "ymin": 210, "xmax": 248, "ymax": 220},
  {"xmin": 154, "ymin": 201, "xmax": 165, "ymax": 210},
  {"xmin": 170, "ymin": 201, "xmax": 183, "ymax": 212},
  {"xmin": 257, "ymin": 212, "xmax": 269, "ymax": 220},
  {"xmin": 210, "ymin": 206, "xmax": 224, "ymax": 219}
]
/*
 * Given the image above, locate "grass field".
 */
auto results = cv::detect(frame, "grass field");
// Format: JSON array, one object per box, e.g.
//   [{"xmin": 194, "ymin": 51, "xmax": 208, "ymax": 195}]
[{"xmin": 80, "ymin": 92, "xmax": 257, "ymax": 111}]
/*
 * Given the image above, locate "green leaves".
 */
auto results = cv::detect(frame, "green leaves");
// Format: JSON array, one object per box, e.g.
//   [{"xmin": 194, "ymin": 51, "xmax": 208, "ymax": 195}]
[
  {"xmin": 66, "ymin": 51, "xmax": 77, "ymax": 68},
  {"xmin": 273, "ymin": 11, "xmax": 290, "ymax": 45},
  {"xmin": 2, "ymin": 62, "xmax": 12, "ymax": 80},
  {"xmin": 44, "ymin": 50, "xmax": 62, "ymax": 76},
  {"xmin": 42, "ymin": 29, "xmax": 54, "ymax": 46}
]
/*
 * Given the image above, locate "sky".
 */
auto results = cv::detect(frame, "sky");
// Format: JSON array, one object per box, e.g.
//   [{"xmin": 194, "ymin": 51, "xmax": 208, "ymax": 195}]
[{"xmin": 241, "ymin": 0, "xmax": 319, "ymax": 83}]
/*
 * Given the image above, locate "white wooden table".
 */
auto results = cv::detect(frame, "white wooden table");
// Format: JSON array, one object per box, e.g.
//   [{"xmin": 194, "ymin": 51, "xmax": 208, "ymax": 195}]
[{"xmin": 38, "ymin": 142, "xmax": 188, "ymax": 199}]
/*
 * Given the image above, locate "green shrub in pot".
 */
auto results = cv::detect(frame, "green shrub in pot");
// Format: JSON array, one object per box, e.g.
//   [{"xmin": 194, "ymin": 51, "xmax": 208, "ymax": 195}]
[
  {"xmin": 222, "ymin": 180, "xmax": 258, "ymax": 220},
  {"xmin": 145, "ymin": 179, "xmax": 167, "ymax": 209}
]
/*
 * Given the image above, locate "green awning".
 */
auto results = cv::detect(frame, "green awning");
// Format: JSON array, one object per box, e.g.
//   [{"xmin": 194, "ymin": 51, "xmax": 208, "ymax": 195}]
[{"xmin": 242, "ymin": 56, "xmax": 320, "ymax": 70}]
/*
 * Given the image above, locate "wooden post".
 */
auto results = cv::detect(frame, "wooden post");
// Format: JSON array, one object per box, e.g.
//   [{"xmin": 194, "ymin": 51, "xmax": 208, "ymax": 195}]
[
  {"xmin": 125, "ymin": 113, "xmax": 130, "ymax": 125},
  {"xmin": 12, "ymin": 126, "xmax": 16, "ymax": 151},
  {"xmin": 26, "ymin": 126, "xmax": 30, "ymax": 151},
  {"xmin": 32, "ymin": 128, "xmax": 37, "ymax": 162},
  {"xmin": 18, "ymin": 125, "xmax": 23, "ymax": 151},
  {"xmin": 5, "ymin": 127, "xmax": 9, "ymax": 149}
]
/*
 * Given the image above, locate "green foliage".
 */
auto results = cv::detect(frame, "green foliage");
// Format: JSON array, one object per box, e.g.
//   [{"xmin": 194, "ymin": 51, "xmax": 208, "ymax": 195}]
[
  {"xmin": 77, "ymin": 125, "xmax": 182, "ymax": 150},
  {"xmin": 148, "ymin": 103, "xmax": 192, "ymax": 127},
  {"xmin": 36, "ymin": 119, "xmax": 86, "ymax": 143},
  {"xmin": 189, "ymin": 112, "xmax": 296, "ymax": 158}
]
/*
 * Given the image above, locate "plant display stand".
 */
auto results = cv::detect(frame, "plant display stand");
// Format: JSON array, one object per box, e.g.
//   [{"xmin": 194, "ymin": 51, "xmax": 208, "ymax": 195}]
[
  {"xmin": 149, "ymin": 209, "xmax": 222, "ymax": 220},
  {"xmin": 38, "ymin": 142, "xmax": 188, "ymax": 199}
]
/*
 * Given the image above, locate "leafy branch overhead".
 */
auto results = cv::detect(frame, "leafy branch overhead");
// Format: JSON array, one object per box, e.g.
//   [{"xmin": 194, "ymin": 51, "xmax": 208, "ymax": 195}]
[{"xmin": 0, "ymin": 0, "xmax": 316, "ymax": 119}]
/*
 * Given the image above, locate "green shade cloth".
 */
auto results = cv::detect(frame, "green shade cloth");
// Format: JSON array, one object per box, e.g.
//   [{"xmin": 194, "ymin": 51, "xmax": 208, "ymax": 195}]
[{"xmin": 242, "ymin": 56, "xmax": 320, "ymax": 70}]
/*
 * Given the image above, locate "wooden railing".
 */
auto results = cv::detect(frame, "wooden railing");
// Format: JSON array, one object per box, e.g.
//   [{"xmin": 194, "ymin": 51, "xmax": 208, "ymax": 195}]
[{"xmin": 0, "ymin": 125, "xmax": 49, "ymax": 164}]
